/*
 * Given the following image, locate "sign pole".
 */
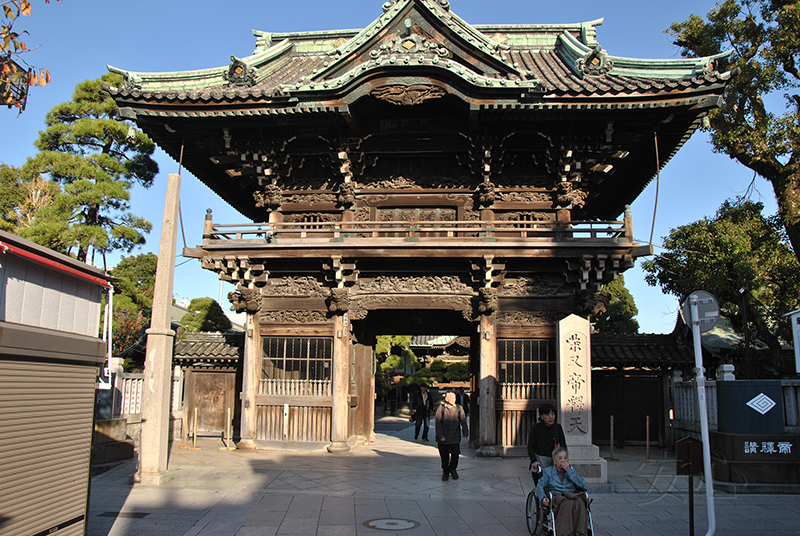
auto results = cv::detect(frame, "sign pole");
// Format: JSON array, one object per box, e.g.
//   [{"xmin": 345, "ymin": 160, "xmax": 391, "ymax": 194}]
[{"xmin": 689, "ymin": 295, "xmax": 716, "ymax": 536}]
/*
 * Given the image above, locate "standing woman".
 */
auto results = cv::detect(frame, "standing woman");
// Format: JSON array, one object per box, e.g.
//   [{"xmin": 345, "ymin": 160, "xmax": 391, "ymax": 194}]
[
  {"xmin": 527, "ymin": 403, "xmax": 566, "ymax": 470},
  {"xmin": 435, "ymin": 391, "xmax": 469, "ymax": 481}
]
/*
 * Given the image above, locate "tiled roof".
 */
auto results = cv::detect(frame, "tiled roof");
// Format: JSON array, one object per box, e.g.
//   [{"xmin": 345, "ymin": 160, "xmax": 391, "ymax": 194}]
[
  {"xmin": 108, "ymin": 0, "xmax": 730, "ymax": 104},
  {"xmin": 590, "ymin": 333, "xmax": 694, "ymax": 369},
  {"xmin": 173, "ymin": 332, "xmax": 244, "ymax": 361}
]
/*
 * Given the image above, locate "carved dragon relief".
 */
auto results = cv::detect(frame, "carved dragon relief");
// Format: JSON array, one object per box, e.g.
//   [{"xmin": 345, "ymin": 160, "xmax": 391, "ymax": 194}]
[
  {"xmin": 499, "ymin": 191, "xmax": 552, "ymax": 203},
  {"xmin": 260, "ymin": 310, "xmax": 332, "ymax": 324},
  {"xmin": 350, "ymin": 275, "xmax": 476, "ymax": 321},
  {"xmin": 501, "ymin": 276, "xmax": 568, "ymax": 298},
  {"xmin": 496, "ymin": 310, "xmax": 562, "ymax": 326},
  {"xmin": 262, "ymin": 276, "xmax": 328, "ymax": 298},
  {"xmin": 555, "ymin": 181, "xmax": 589, "ymax": 209},
  {"xmin": 284, "ymin": 193, "xmax": 337, "ymax": 204}
]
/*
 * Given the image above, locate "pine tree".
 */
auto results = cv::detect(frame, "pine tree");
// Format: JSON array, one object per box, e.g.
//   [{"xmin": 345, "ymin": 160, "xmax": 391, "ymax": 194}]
[
  {"xmin": 21, "ymin": 72, "xmax": 158, "ymax": 261},
  {"xmin": 180, "ymin": 298, "xmax": 233, "ymax": 333},
  {"xmin": 592, "ymin": 275, "xmax": 640, "ymax": 334}
]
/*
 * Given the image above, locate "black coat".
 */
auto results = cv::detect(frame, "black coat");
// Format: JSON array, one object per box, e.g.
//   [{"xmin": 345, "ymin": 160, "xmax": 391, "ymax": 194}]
[
  {"xmin": 527, "ymin": 421, "xmax": 567, "ymax": 460},
  {"xmin": 412, "ymin": 390, "xmax": 433, "ymax": 415}
]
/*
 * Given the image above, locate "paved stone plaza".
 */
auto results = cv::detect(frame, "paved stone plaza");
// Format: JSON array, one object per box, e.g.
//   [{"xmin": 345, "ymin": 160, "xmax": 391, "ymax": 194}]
[{"xmin": 87, "ymin": 417, "xmax": 799, "ymax": 536}]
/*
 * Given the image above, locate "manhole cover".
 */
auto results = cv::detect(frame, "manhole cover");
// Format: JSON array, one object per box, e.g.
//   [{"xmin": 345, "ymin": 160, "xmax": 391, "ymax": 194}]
[{"xmin": 363, "ymin": 518, "xmax": 420, "ymax": 531}]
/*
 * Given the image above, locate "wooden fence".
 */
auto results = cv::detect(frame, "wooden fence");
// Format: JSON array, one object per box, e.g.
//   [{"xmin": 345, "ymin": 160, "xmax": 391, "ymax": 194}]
[{"xmin": 115, "ymin": 372, "xmax": 183, "ymax": 416}]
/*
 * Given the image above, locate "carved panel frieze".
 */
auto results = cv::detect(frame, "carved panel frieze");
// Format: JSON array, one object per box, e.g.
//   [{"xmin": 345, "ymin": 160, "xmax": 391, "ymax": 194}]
[
  {"xmin": 283, "ymin": 193, "xmax": 337, "ymax": 204},
  {"xmin": 371, "ymin": 84, "xmax": 446, "ymax": 106},
  {"xmin": 354, "ymin": 207, "xmax": 371, "ymax": 221},
  {"xmin": 260, "ymin": 310, "xmax": 331, "ymax": 324},
  {"xmin": 462, "ymin": 207, "xmax": 480, "ymax": 221},
  {"xmin": 497, "ymin": 211, "xmax": 552, "ymax": 222},
  {"xmin": 361, "ymin": 176, "xmax": 419, "ymax": 189},
  {"xmin": 497, "ymin": 310, "xmax": 561, "ymax": 326},
  {"xmin": 501, "ymin": 276, "xmax": 568, "ymax": 297},
  {"xmin": 348, "ymin": 294, "xmax": 474, "ymax": 322},
  {"xmin": 355, "ymin": 275, "xmax": 473, "ymax": 295},
  {"xmin": 263, "ymin": 276, "xmax": 328, "ymax": 297},
  {"xmin": 282, "ymin": 212, "xmax": 339, "ymax": 223},
  {"xmin": 499, "ymin": 191, "xmax": 553, "ymax": 203}
]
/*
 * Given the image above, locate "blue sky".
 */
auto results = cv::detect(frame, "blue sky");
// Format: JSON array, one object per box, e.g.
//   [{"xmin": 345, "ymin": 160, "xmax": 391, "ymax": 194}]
[{"xmin": 0, "ymin": 0, "xmax": 780, "ymax": 333}]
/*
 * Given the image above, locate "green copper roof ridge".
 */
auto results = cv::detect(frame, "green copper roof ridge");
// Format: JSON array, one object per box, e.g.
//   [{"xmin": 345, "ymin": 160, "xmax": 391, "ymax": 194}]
[
  {"xmin": 474, "ymin": 18, "xmax": 604, "ymax": 31},
  {"xmin": 107, "ymin": 39, "xmax": 293, "ymax": 92},
  {"xmin": 557, "ymin": 30, "xmax": 733, "ymax": 80}
]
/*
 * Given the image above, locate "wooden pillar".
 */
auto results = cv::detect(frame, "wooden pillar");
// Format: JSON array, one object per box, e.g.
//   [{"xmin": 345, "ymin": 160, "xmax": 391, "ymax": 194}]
[
  {"xmin": 136, "ymin": 173, "xmax": 181, "ymax": 486},
  {"xmin": 238, "ymin": 313, "xmax": 260, "ymax": 448},
  {"xmin": 328, "ymin": 312, "xmax": 351, "ymax": 453},
  {"xmin": 477, "ymin": 313, "xmax": 499, "ymax": 456}
]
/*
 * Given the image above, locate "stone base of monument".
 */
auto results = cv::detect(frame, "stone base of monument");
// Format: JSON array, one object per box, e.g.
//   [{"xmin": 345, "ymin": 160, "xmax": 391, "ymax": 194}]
[{"xmin": 568, "ymin": 444, "xmax": 608, "ymax": 484}]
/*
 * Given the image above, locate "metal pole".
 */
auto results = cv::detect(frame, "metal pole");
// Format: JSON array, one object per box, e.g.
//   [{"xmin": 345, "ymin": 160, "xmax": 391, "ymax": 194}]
[
  {"xmin": 740, "ymin": 288, "xmax": 752, "ymax": 379},
  {"xmin": 689, "ymin": 475, "xmax": 695, "ymax": 536},
  {"xmin": 690, "ymin": 296, "xmax": 716, "ymax": 536},
  {"xmin": 607, "ymin": 415, "xmax": 618, "ymax": 461}
]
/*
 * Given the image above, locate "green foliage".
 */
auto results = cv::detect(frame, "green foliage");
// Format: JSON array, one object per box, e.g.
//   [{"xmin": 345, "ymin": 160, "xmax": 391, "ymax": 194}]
[
  {"xmin": 443, "ymin": 361, "xmax": 470, "ymax": 382},
  {"xmin": 110, "ymin": 253, "xmax": 157, "ymax": 314},
  {"xmin": 430, "ymin": 358, "xmax": 446, "ymax": 372},
  {"xmin": 180, "ymin": 297, "xmax": 232, "ymax": 333},
  {"xmin": 668, "ymin": 0, "xmax": 800, "ymax": 258},
  {"xmin": 642, "ymin": 199, "xmax": 800, "ymax": 373},
  {"xmin": 591, "ymin": 275, "xmax": 640, "ymax": 334},
  {"xmin": 379, "ymin": 354, "xmax": 403, "ymax": 374},
  {"xmin": 0, "ymin": 163, "xmax": 58, "ymax": 232},
  {"xmin": 20, "ymin": 72, "xmax": 158, "ymax": 260},
  {"xmin": 375, "ymin": 335, "xmax": 412, "ymax": 355}
]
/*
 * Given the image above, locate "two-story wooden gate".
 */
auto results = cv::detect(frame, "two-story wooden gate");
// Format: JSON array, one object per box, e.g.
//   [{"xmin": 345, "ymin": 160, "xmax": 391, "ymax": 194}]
[{"xmin": 110, "ymin": 0, "xmax": 730, "ymax": 455}]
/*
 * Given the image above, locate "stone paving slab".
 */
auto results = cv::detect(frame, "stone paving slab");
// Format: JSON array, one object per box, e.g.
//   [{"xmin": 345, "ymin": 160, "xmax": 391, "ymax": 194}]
[{"xmin": 86, "ymin": 419, "xmax": 799, "ymax": 536}]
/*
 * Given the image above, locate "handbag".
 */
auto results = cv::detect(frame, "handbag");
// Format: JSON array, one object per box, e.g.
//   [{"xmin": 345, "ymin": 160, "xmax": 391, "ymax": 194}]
[{"xmin": 409, "ymin": 411, "xmax": 416, "ymax": 422}]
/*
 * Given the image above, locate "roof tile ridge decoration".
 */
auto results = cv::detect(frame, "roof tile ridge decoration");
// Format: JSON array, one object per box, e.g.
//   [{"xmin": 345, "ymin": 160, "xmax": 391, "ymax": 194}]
[
  {"xmin": 474, "ymin": 18, "xmax": 603, "ymax": 49},
  {"xmin": 557, "ymin": 30, "xmax": 734, "ymax": 81},
  {"xmin": 279, "ymin": 0, "xmax": 546, "ymax": 98},
  {"xmin": 107, "ymin": 39, "xmax": 293, "ymax": 94}
]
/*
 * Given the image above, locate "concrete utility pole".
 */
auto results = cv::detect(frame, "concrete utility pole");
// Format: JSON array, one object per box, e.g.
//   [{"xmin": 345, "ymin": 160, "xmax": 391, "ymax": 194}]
[{"xmin": 136, "ymin": 173, "xmax": 181, "ymax": 486}]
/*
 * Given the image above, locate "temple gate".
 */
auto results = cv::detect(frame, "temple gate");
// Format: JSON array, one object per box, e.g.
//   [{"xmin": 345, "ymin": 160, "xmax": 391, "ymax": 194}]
[{"xmin": 110, "ymin": 0, "xmax": 730, "ymax": 479}]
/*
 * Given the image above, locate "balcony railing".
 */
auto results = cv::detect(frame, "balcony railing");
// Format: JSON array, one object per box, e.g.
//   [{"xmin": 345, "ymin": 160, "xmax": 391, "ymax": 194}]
[{"xmin": 202, "ymin": 219, "xmax": 633, "ymax": 247}]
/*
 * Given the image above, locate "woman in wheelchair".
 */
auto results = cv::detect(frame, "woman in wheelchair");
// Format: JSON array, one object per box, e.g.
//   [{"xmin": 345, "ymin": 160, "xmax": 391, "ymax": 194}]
[{"xmin": 535, "ymin": 447, "xmax": 589, "ymax": 536}]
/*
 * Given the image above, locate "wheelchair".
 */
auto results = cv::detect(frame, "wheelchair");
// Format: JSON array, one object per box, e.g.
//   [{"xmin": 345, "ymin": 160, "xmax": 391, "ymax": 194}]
[{"xmin": 525, "ymin": 462, "xmax": 594, "ymax": 536}]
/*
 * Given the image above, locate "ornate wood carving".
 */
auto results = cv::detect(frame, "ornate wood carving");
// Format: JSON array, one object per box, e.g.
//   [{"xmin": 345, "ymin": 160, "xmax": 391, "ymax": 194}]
[
  {"xmin": 555, "ymin": 181, "xmax": 589, "ymax": 209},
  {"xmin": 253, "ymin": 183, "xmax": 282, "ymax": 210},
  {"xmin": 354, "ymin": 207, "xmax": 371, "ymax": 221},
  {"xmin": 501, "ymin": 276, "xmax": 567, "ymax": 297},
  {"xmin": 371, "ymin": 84, "xmax": 446, "ymax": 106},
  {"xmin": 282, "ymin": 212, "xmax": 339, "ymax": 223},
  {"xmin": 476, "ymin": 181, "xmax": 496, "ymax": 208},
  {"xmin": 355, "ymin": 275, "xmax": 473, "ymax": 295},
  {"xmin": 328, "ymin": 287, "xmax": 350, "ymax": 313},
  {"xmin": 573, "ymin": 290, "xmax": 611, "ymax": 318},
  {"xmin": 497, "ymin": 311, "xmax": 560, "ymax": 326},
  {"xmin": 361, "ymin": 176, "xmax": 418, "ymax": 190},
  {"xmin": 263, "ymin": 276, "xmax": 327, "ymax": 297},
  {"xmin": 338, "ymin": 182, "xmax": 356, "ymax": 207},
  {"xmin": 497, "ymin": 211, "xmax": 552, "ymax": 222},
  {"xmin": 260, "ymin": 310, "xmax": 331, "ymax": 324},
  {"xmin": 347, "ymin": 294, "xmax": 473, "ymax": 321},
  {"xmin": 228, "ymin": 286, "xmax": 262, "ymax": 314},
  {"xmin": 478, "ymin": 287, "xmax": 498, "ymax": 316},
  {"xmin": 499, "ymin": 191, "xmax": 552, "ymax": 203},
  {"xmin": 284, "ymin": 193, "xmax": 337, "ymax": 204}
]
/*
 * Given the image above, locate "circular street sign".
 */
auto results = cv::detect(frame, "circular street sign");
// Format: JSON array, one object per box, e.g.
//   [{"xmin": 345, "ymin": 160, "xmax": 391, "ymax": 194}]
[{"xmin": 680, "ymin": 290, "xmax": 719, "ymax": 333}]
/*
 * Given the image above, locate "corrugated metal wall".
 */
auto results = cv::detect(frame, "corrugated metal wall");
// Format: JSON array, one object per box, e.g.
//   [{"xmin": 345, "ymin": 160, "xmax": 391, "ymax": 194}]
[{"xmin": 0, "ymin": 358, "xmax": 97, "ymax": 536}]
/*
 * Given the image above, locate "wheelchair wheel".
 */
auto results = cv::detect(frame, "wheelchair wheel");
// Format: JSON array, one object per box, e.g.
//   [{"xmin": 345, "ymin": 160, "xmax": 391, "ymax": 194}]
[{"xmin": 525, "ymin": 489, "xmax": 543, "ymax": 535}]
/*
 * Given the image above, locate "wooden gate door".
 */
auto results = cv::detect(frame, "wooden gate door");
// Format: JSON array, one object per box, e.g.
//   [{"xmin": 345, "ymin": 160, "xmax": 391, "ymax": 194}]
[{"xmin": 189, "ymin": 371, "xmax": 235, "ymax": 435}]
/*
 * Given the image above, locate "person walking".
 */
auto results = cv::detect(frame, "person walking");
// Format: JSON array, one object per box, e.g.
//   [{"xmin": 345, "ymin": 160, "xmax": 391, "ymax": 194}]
[
  {"xmin": 435, "ymin": 390, "xmax": 469, "ymax": 481},
  {"xmin": 412, "ymin": 384, "xmax": 433, "ymax": 441}
]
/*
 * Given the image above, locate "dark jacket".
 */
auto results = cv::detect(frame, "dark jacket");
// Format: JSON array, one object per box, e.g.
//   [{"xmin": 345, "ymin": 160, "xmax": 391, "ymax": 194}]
[
  {"xmin": 412, "ymin": 389, "xmax": 433, "ymax": 415},
  {"xmin": 435, "ymin": 403, "xmax": 468, "ymax": 444},
  {"xmin": 527, "ymin": 421, "xmax": 567, "ymax": 461}
]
